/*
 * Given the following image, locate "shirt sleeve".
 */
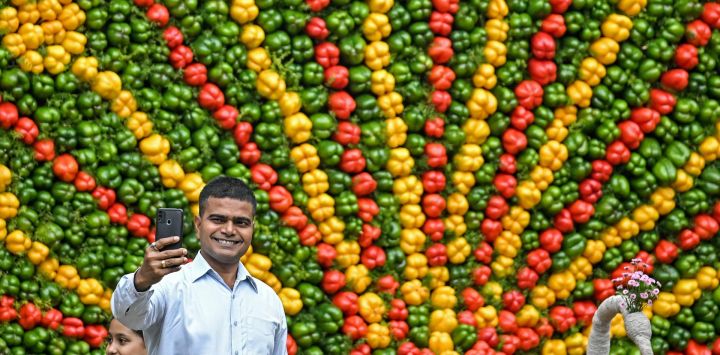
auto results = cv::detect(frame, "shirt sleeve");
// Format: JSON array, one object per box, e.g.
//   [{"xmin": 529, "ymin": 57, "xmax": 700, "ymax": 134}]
[
  {"xmin": 111, "ymin": 271, "xmax": 167, "ymax": 331},
  {"xmin": 273, "ymin": 311, "xmax": 288, "ymax": 355}
]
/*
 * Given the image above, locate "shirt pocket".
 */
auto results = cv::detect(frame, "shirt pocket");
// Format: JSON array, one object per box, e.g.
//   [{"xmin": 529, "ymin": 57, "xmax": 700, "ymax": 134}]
[{"xmin": 243, "ymin": 316, "xmax": 277, "ymax": 354}]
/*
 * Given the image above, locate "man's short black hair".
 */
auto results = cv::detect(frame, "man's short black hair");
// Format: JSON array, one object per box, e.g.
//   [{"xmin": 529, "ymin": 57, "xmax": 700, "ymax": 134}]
[{"xmin": 199, "ymin": 176, "xmax": 257, "ymax": 216}]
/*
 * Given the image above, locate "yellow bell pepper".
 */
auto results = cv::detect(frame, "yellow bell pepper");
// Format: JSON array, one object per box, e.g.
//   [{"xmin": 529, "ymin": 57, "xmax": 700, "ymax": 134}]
[
  {"xmin": 466, "ymin": 89, "xmax": 498, "ymax": 120},
  {"xmin": 548, "ymin": 271, "xmax": 576, "ymax": 299},
  {"xmin": 3, "ymin": 33, "xmax": 26, "ymax": 57},
  {"xmin": 345, "ymin": 264, "xmax": 371, "ymax": 293},
  {"xmin": 256, "ymin": 70, "xmax": 286, "ymax": 100},
  {"xmin": 632, "ymin": 205, "xmax": 659, "ymax": 231},
  {"xmin": 699, "ymin": 136, "xmax": 720, "ymax": 161},
  {"xmin": 279, "ymin": 91, "xmax": 301, "ymax": 117},
  {"xmin": 583, "ymin": 239, "xmax": 606, "ymax": 264},
  {"xmin": 673, "ymin": 279, "xmax": 701, "ymax": 306},
  {"xmin": 17, "ymin": 3, "xmax": 40, "ymax": 25},
  {"xmin": 516, "ymin": 181, "xmax": 541, "ymax": 209},
  {"xmin": 358, "ymin": 292, "xmax": 386, "ymax": 323},
  {"xmin": 0, "ymin": 164, "xmax": 11, "ymax": 191},
  {"xmin": 650, "ymin": 187, "xmax": 675, "ymax": 215},
  {"xmin": 502, "ymin": 207, "xmax": 530, "ymax": 235},
  {"xmin": 482, "ymin": 281, "xmax": 503, "ymax": 303},
  {"xmin": 463, "ymin": 119, "xmax": 490, "ymax": 145},
  {"xmin": 0, "ymin": 219, "xmax": 6, "ymax": 242},
  {"xmin": 366, "ymin": 323, "xmax": 391, "ymax": 349},
  {"xmin": 542, "ymin": 339, "xmax": 567, "ymax": 355},
  {"xmin": 429, "ymin": 332, "xmax": 454, "ymax": 354},
  {"xmin": 71, "ymin": 56, "xmax": 98, "ymax": 82},
  {"xmin": 696, "ymin": 267, "xmax": 719, "ymax": 290},
  {"xmin": 290, "ymin": 144, "xmax": 321, "ymax": 173},
  {"xmin": 371, "ymin": 69, "xmax": 395, "ymax": 96},
  {"xmin": 539, "ymin": 141, "xmax": 569, "ymax": 171},
  {"xmin": 126, "ymin": 111, "xmax": 153, "ymax": 139},
  {"xmin": 77, "ymin": 278, "xmax": 104, "ymax": 305},
  {"xmin": 284, "ymin": 112, "xmax": 312, "ymax": 143},
  {"xmin": 653, "ymin": 292, "xmax": 680, "ymax": 317},
  {"xmin": 683, "ymin": 152, "xmax": 705, "ymax": 176},
  {"xmin": 368, "ymin": 0, "xmax": 394, "ymax": 13},
  {"xmin": 615, "ymin": 217, "xmax": 639, "ymax": 240},
  {"xmin": 140, "ymin": 134, "xmax": 170, "ymax": 165},
  {"xmin": 302, "ymin": 169, "xmax": 329, "ymax": 197},
  {"xmin": 306, "ymin": 193, "xmax": 335, "ymax": 222},
  {"xmin": 54, "ymin": 265, "xmax": 80, "ymax": 289},
  {"xmin": 386, "ymin": 117, "xmax": 407, "ymax": 148},
  {"xmin": 159, "ymin": 160, "xmax": 185, "ymax": 188},
  {"xmin": 335, "ymin": 240, "xmax": 360, "ymax": 268},
  {"xmin": 529, "ymin": 166, "xmax": 554, "ymax": 191},
  {"xmin": 363, "ymin": 13, "xmax": 391, "ymax": 41},
  {"xmin": 263, "ymin": 273, "xmax": 281, "ymax": 293},
  {"xmin": 431, "ymin": 286, "xmax": 457, "ymax": 309},
  {"xmin": 92, "ymin": 71, "xmax": 122, "ymax": 100},
  {"xmin": 111, "ymin": 90, "xmax": 137, "ymax": 118},
  {"xmin": 446, "ymin": 193, "xmax": 468, "ymax": 216},
  {"xmin": 377, "ymin": 91, "xmax": 404, "ymax": 118},
  {"xmin": 38, "ymin": 258, "xmax": 59, "ymax": 280},
  {"xmin": 58, "ymin": 3, "xmax": 85, "ymax": 31},
  {"xmin": 279, "ymin": 288, "xmax": 303, "ymax": 315},
  {"xmin": 555, "ymin": 105, "xmax": 577, "ymax": 125},
  {"xmin": 18, "ymin": 50, "xmax": 43, "ymax": 74},
  {"xmin": 404, "ymin": 253, "xmax": 428, "ymax": 280},
  {"xmin": 386, "ymin": 148, "xmax": 414, "ymax": 177},
  {"xmin": 428, "ymin": 266, "xmax": 449, "ymax": 289},
  {"xmin": 472, "ymin": 63, "xmax": 498, "ymax": 89},
  {"xmin": 443, "ymin": 215, "xmax": 467, "ymax": 237},
  {"xmin": 600, "ymin": 226, "xmax": 622, "ymax": 248},
  {"xmin": 393, "ymin": 176, "xmax": 423, "ymax": 204},
  {"xmin": 483, "ymin": 41, "xmax": 507, "ymax": 67},
  {"xmin": 485, "ymin": 19, "xmax": 509, "ymax": 42},
  {"xmin": 430, "ymin": 309, "xmax": 457, "ymax": 333},
  {"xmin": 240, "ymin": 24, "xmax": 265, "ymax": 49},
  {"xmin": 365, "ymin": 41, "xmax": 390, "ymax": 70},
  {"xmin": 178, "ymin": 173, "xmax": 204, "ymax": 202},
  {"xmin": 565, "ymin": 333, "xmax": 587, "ymax": 355},
  {"xmin": 40, "ymin": 20, "xmax": 65, "ymax": 45},
  {"xmin": 578, "ymin": 57, "xmax": 606, "ymax": 86},
  {"xmin": 487, "ymin": 0, "xmax": 509, "ymax": 18},
  {"xmin": 454, "ymin": 144, "xmax": 484, "ymax": 172},
  {"xmin": 494, "ymin": 231, "xmax": 521, "ymax": 258},
  {"xmin": 545, "ymin": 119, "xmax": 568, "ymax": 142},
  {"xmin": 474, "ymin": 305, "xmax": 498, "ymax": 327},
  {"xmin": 601, "ymin": 14, "xmax": 633, "ymax": 42},
  {"xmin": 399, "ymin": 204, "xmax": 425, "ymax": 229},
  {"xmin": 451, "ymin": 172, "xmax": 475, "ymax": 195},
  {"xmin": 617, "ymin": 0, "xmax": 647, "ymax": 16},
  {"xmin": 567, "ymin": 80, "xmax": 593, "ymax": 107},
  {"xmin": 672, "ymin": 169, "xmax": 694, "ymax": 192},
  {"xmin": 401, "ymin": 280, "xmax": 430, "ymax": 305},
  {"xmin": 568, "ymin": 257, "xmax": 592, "ymax": 281},
  {"xmin": 319, "ymin": 216, "xmax": 345, "ymax": 245},
  {"xmin": 230, "ymin": 0, "xmax": 259, "ymax": 24},
  {"xmin": 490, "ymin": 255, "xmax": 515, "ymax": 277},
  {"xmin": 247, "ymin": 47, "xmax": 271, "ymax": 72},
  {"xmin": 18, "ymin": 23, "xmax": 44, "ymax": 50},
  {"xmin": 531, "ymin": 285, "xmax": 556, "ymax": 309},
  {"xmin": 400, "ymin": 228, "xmax": 425, "ymax": 255},
  {"xmin": 0, "ymin": 7, "xmax": 19, "ymax": 34},
  {"xmin": 516, "ymin": 305, "xmax": 540, "ymax": 327},
  {"xmin": 590, "ymin": 37, "xmax": 620, "ymax": 65},
  {"xmin": 5, "ymin": 230, "xmax": 31, "ymax": 254},
  {"xmin": 0, "ymin": 192, "xmax": 20, "ymax": 219},
  {"xmin": 27, "ymin": 241, "xmax": 49, "ymax": 265},
  {"xmin": 446, "ymin": 237, "xmax": 471, "ymax": 264}
]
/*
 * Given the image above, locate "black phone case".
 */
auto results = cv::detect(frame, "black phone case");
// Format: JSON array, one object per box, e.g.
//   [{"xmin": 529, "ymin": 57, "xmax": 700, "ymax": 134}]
[{"xmin": 156, "ymin": 208, "xmax": 184, "ymax": 250}]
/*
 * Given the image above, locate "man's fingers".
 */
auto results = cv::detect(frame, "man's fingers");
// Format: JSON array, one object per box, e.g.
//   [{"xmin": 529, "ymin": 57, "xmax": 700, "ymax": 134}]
[
  {"xmin": 153, "ymin": 248, "xmax": 187, "ymax": 260},
  {"xmin": 159, "ymin": 257, "xmax": 187, "ymax": 270},
  {"xmin": 154, "ymin": 236, "xmax": 181, "ymax": 249}
]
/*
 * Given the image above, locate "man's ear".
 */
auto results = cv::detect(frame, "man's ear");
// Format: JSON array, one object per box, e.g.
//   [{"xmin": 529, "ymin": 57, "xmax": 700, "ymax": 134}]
[{"xmin": 194, "ymin": 215, "xmax": 201, "ymax": 234}]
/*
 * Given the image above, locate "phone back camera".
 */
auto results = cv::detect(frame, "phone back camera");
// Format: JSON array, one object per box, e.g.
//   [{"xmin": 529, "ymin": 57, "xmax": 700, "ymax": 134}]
[{"xmin": 167, "ymin": 219, "xmax": 172, "ymax": 225}]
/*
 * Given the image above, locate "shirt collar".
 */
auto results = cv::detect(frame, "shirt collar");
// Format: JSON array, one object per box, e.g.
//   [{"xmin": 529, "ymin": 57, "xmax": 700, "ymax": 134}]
[{"xmin": 188, "ymin": 251, "xmax": 258, "ymax": 293}]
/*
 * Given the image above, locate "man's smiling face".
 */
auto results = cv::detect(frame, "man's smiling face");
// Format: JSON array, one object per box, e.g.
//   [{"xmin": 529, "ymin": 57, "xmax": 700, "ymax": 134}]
[{"xmin": 195, "ymin": 197, "xmax": 254, "ymax": 267}]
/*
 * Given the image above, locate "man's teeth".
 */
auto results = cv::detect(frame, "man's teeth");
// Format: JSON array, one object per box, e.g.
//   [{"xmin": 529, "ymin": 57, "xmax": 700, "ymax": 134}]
[{"xmin": 214, "ymin": 238, "xmax": 239, "ymax": 245}]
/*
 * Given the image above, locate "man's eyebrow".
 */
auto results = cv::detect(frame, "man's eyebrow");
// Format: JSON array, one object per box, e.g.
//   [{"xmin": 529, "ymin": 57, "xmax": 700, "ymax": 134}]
[{"xmin": 207, "ymin": 214, "xmax": 252, "ymax": 221}]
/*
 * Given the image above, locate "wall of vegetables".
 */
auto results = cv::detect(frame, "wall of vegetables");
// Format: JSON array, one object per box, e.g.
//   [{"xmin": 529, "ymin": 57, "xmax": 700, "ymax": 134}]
[{"xmin": 1, "ymin": 0, "xmax": 720, "ymax": 353}]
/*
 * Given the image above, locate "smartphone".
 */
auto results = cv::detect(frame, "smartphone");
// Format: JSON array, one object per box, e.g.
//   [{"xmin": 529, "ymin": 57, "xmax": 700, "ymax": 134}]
[{"xmin": 156, "ymin": 208, "xmax": 184, "ymax": 250}]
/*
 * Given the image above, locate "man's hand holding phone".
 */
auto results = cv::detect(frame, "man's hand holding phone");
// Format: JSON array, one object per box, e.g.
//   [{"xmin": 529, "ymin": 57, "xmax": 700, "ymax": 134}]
[{"xmin": 133, "ymin": 237, "xmax": 188, "ymax": 292}]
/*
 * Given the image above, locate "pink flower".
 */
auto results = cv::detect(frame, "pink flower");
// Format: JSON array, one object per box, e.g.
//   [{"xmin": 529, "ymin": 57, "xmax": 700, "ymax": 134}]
[
  {"xmin": 652, "ymin": 289, "xmax": 660, "ymax": 295},
  {"xmin": 640, "ymin": 293, "xmax": 648, "ymax": 299},
  {"xmin": 622, "ymin": 289, "xmax": 629, "ymax": 295}
]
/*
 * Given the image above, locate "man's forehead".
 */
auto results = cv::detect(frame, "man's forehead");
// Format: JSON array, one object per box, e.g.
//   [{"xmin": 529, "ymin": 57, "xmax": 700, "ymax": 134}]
[{"xmin": 204, "ymin": 198, "xmax": 254, "ymax": 216}]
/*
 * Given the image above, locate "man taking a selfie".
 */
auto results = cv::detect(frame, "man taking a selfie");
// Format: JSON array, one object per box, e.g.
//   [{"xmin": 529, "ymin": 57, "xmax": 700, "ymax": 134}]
[{"xmin": 112, "ymin": 176, "xmax": 287, "ymax": 354}]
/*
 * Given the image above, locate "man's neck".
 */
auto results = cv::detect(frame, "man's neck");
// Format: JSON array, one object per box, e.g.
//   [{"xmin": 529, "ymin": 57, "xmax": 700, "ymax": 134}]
[{"xmin": 200, "ymin": 251, "xmax": 239, "ymax": 288}]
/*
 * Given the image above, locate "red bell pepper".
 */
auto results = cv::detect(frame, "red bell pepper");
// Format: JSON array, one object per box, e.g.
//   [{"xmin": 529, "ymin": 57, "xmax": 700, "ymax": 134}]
[
  {"xmin": 358, "ymin": 223, "xmax": 381, "ymax": 247},
  {"xmin": 73, "ymin": 171, "xmax": 96, "ymax": 192},
  {"xmin": 351, "ymin": 173, "xmax": 377, "ymax": 196},
  {"xmin": 321, "ymin": 270, "xmax": 346, "ymax": 294},
  {"xmin": 605, "ymin": 141, "xmax": 631, "ymax": 165},
  {"xmin": 548, "ymin": 0, "xmax": 571, "ymax": 13},
  {"xmin": 343, "ymin": 315, "xmax": 368, "ymax": 340},
  {"xmin": 425, "ymin": 142, "xmax": 448, "ymax": 167},
  {"xmin": 183, "ymin": 62, "xmax": 207, "ymax": 86},
  {"xmin": 572, "ymin": 301, "xmax": 597, "ymax": 326},
  {"xmin": 425, "ymin": 243, "xmax": 448, "ymax": 266},
  {"xmin": 432, "ymin": 0, "xmax": 459, "ymax": 13},
  {"xmin": 146, "ymin": 3, "xmax": 169, "ymax": 26},
  {"xmin": 14, "ymin": 117, "xmax": 39, "ymax": 144},
  {"xmin": 630, "ymin": 107, "xmax": 661, "ymax": 133},
  {"xmin": 213, "ymin": 105, "xmax": 238, "ymax": 130},
  {"xmin": 299, "ymin": 224, "xmax": 321, "ymax": 246},
  {"xmin": 428, "ymin": 37, "xmax": 454, "ymax": 64},
  {"xmin": 428, "ymin": 65, "xmax": 455, "ymax": 90},
  {"xmin": 357, "ymin": 198, "xmax": 379, "ymax": 222},
  {"xmin": 531, "ymin": 32, "xmax": 556, "ymax": 59},
  {"xmin": 541, "ymin": 14, "xmax": 566, "ymax": 37},
  {"xmin": 660, "ymin": 68, "xmax": 689, "ymax": 92},
  {"xmin": 485, "ymin": 195, "xmax": 509, "ymax": 220},
  {"xmin": 315, "ymin": 42, "xmax": 340, "ymax": 68},
  {"xmin": 233, "ymin": 122, "xmax": 253, "ymax": 147},
  {"xmin": 648, "ymin": 89, "xmax": 677, "ymax": 115},
  {"xmin": 528, "ymin": 59, "xmax": 558, "ymax": 85},
  {"xmin": 686, "ymin": 340, "xmax": 712, "ymax": 355},
  {"xmin": 333, "ymin": 121, "xmax": 361, "ymax": 145},
  {"xmin": 305, "ymin": 17, "xmax": 329, "ymax": 40},
  {"xmin": 350, "ymin": 343, "xmax": 372, "ymax": 355},
  {"xmin": 0, "ymin": 101, "xmax": 19, "ymax": 129},
  {"xmin": 316, "ymin": 242, "xmax": 336, "ymax": 267},
  {"xmin": 678, "ymin": 229, "xmax": 700, "ymax": 250},
  {"xmin": 686, "ymin": 20, "xmax": 712, "ymax": 46},
  {"xmin": 481, "ymin": 218, "xmax": 502, "ymax": 242},
  {"xmin": 515, "ymin": 80, "xmax": 544, "ymax": 109},
  {"xmin": 424, "ymin": 117, "xmax": 445, "ymax": 138},
  {"xmin": 568, "ymin": 200, "xmax": 594, "ymax": 223},
  {"xmin": 654, "ymin": 240, "xmax": 679, "ymax": 264},
  {"xmin": 19, "ymin": 303, "xmax": 42, "ymax": 330},
  {"xmin": 423, "ymin": 219, "xmax": 445, "ymax": 241},
  {"xmin": 517, "ymin": 266, "xmax": 539, "ymax": 289},
  {"xmin": 250, "ymin": 163, "xmax": 278, "ymax": 190},
  {"xmin": 324, "ymin": 65, "xmax": 349, "ymax": 89},
  {"xmin": 339, "ymin": 149, "xmax": 366, "ymax": 174},
  {"xmin": 287, "ymin": 335, "xmax": 298, "ymax": 355},
  {"xmin": 549, "ymin": 306, "xmax": 576, "ymax": 332},
  {"xmin": 127, "ymin": 213, "xmax": 151, "ymax": 237},
  {"xmin": 499, "ymin": 154, "xmax": 517, "ymax": 173},
  {"xmin": 389, "ymin": 320, "xmax": 409, "ymax": 340},
  {"xmin": 269, "ymin": 185, "xmax": 293, "ymax": 213},
  {"xmin": 457, "ymin": 310, "xmax": 477, "ymax": 327},
  {"xmin": 500, "ymin": 334, "xmax": 520, "ymax": 354},
  {"xmin": 376, "ymin": 275, "xmax": 400, "ymax": 294},
  {"xmin": 360, "ymin": 245, "xmax": 386, "ymax": 269},
  {"xmin": 675, "ymin": 43, "xmax": 699, "ymax": 70},
  {"xmin": 198, "ymin": 83, "xmax": 225, "ymax": 111},
  {"xmin": 494, "ymin": 174, "xmax": 517, "ymax": 198},
  {"xmin": 388, "ymin": 299, "xmax": 408, "ymax": 320},
  {"xmin": 422, "ymin": 194, "xmax": 446, "ymax": 218},
  {"xmin": 511, "ymin": 106, "xmax": 535, "ymax": 130},
  {"xmin": 539, "ymin": 229, "xmax": 563, "ymax": 253},
  {"xmin": 62, "ymin": 317, "xmax": 85, "ymax": 338},
  {"xmin": 477, "ymin": 327, "xmax": 499, "ymax": 347},
  {"xmin": 108, "ymin": 203, "xmax": 128, "ymax": 225},
  {"xmin": 162, "ymin": 26, "xmax": 183, "ymax": 48},
  {"xmin": 461, "ymin": 287, "xmax": 484, "ymax": 311},
  {"xmin": 430, "ymin": 90, "xmax": 452, "ymax": 112},
  {"xmin": 693, "ymin": 214, "xmax": 719, "ymax": 240},
  {"xmin": 502, "ymin": 290, "xmax": 525, "ymax": 313},
  {"xmin": 53, "ymin": 153, "xmax": 79, "ymax": 182},
  {"xmin": 527, "ymin": 248, "xmax": 552, "ymax": 274},
  {"xmin": 534, "ymin": 317, "xmax": 554, "ymax": 338},
  {"xmin": 579, "ymin": 178, "xmax": 602, "ymax": 203},
  {"xmin": 554, "ymin": 208, "xmax": 575, "ymax": 233},
  {"xmin": 33, "ymin": 139, "xmax": 56, "ymax": 161},
  {"xmin": 702, "ymin": 2, "xmax": 720, "ymax": 28},
  {"xmin": 169, "ymin": 45, "xmax": 193, "ymax": 69},
  {"xmin": 498, "ymin": 310, "xmax": 518, "ymax": 333},
  {"xmin": 41, "ymin": 308, "xmax": 63, "ymax": 330},
  {"xmin": 84, "ymin": 324, "xmax": 109, "ymax": 348},
  {"xmin": 618, "ymin": 120, "xmax": 644, "ymax": 149},
  {"xmin": 516, "ymin": 328, "xmax": 540, "ymax": 351},
  {"xmin": 240, "ymin": 142, "xmax": 261, "ymax": 166},
  {"xmin": 92, "ymin": 187, "xmax": 116, "ymax": 210},
  {"xmin": 472, "ymin": 265, "xmax": 491, "ymax": 286},
  {"xmin": 502, "ymin": 128, "xmax": 528, "ymax": 155},
  {"xmin": 281, "ymin": 206, "xmax": 308, "ymax": 230},
  {"xmin": 306, "ymin": 0, "xmax": 329, "ymax": 11},
  {"xmin": 473, "ymin": 241, "xmax": 493, "ymax": 264},
  {"xmin": 428, "ymin": 11, "xmax": 453, "ymax": 35},
  {"xmin": 422, "ymin": 170, "xmax": 446, "ymax": 193},
  {"xmin": 591, "ymin": 159, "xmax": 614, "ymax": 182},
  {"xmin": 593, "ymin": 278, "xmax": 615, "ymax": 301}
]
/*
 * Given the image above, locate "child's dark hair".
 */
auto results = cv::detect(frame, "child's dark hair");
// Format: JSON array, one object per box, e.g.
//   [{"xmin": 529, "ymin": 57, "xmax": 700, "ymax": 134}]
[
  {"xmin": 199, "ymin": 176, "xmax": 257, "ymax": 216},
  {"xmin": 111, "ymin": 318, "xmax": 143, "ymax": 338}
]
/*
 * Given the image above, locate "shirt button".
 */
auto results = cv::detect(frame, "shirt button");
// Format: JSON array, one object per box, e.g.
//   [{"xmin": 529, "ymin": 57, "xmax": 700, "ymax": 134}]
[{"xmin": 234, "ymin": 321, "xmax": 238, "ymax": 326}]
